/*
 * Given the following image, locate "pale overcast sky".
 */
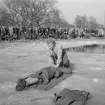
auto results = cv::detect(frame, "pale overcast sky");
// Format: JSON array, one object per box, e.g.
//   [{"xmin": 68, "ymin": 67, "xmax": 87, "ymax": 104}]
[{"xmin": 57, "ymin": 0, "xmax": 105, "ymax": 25}]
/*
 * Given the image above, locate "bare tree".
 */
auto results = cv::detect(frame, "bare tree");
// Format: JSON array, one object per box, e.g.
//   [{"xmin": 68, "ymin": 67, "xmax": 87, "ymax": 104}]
[
  {"xmin": 4, "ymin": 0, "xmax": 57, "ymax": 27},
  {"xmin": 88, "ymin": 16, "xmax": 99, "ymax": 29},
  {"xmin": 74, "ymin": 15, "xmax": 82, "ymax": 28},
  {"xmin": 0, "ymin": 8, "xmax": 12, "ymax": 26}
]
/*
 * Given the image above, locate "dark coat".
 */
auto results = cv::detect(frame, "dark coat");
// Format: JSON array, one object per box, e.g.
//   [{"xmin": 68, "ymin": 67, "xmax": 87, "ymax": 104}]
[
  {"xmin": 51, "ymin": 49, "xmax": 70, "ymax": 68},
  {"xmin": 53, "ymin": 88, "xmax": 91, "ymax": 105}
]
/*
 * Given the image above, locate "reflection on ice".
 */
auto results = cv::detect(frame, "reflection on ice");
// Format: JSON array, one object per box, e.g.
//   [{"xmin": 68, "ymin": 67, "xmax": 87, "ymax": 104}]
[{"xmin": 66, "ymin": 44, "xmax": 105, "ymax": 54}]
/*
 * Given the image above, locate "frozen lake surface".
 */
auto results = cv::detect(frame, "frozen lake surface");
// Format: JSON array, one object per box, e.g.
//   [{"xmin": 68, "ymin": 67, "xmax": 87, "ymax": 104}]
[{"xmin": 0, "ymin": 39, "xmax": 105, "ymax": 105}]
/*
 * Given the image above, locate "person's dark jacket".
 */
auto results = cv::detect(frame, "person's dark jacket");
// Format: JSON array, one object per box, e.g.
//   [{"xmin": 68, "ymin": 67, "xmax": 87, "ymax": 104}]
[{"xmin": 53, "ymin": 88, "xmax": 91, "ymax": 105}]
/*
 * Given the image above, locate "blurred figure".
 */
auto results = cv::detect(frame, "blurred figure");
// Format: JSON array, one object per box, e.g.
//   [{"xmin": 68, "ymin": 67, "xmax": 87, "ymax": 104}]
[{"xmin": 46, "ymin": 38, "xmax": 72, "ymax": 74}]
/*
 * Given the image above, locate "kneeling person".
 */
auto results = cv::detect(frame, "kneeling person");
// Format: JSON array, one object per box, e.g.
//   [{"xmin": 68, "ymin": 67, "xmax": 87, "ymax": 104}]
[{"xmin": 46, "ymin": 38, "xmax": 72, "ymax": 74}]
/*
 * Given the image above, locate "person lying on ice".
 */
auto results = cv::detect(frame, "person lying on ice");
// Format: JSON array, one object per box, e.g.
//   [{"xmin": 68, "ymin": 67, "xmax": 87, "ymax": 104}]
[{"xmin": 16, "ymin": 38, "xmax": 72, "ymax": 91}]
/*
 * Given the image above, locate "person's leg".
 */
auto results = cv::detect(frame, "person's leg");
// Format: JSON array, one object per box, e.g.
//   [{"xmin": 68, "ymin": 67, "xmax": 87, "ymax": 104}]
[
  {"xmin": 24, "ymin": 66, "xmax": 56, "ymax": 85},
  {"xmin": 57, "ymin": 67, "xmax": 72, "ymax": 74},
  {"xmin": 25, "ymin": 77, "xmax": 38, "ymax": 85},
  {"xmin": 22, "ymin": 73, "xmax": 39, "ymax": 85},
  {"xmin": 29, "ymin": 73, "xmax": 38, "ymax": 78}
]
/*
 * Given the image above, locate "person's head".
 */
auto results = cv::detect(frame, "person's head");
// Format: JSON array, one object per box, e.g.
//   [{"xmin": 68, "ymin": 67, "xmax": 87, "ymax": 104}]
[{"xmin": 46, "ymin": 38, "xmax": 55, "ymax": 50}]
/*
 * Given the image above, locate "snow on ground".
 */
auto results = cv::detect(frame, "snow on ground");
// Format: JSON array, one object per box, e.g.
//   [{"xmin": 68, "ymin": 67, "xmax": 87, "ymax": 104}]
[{"xmin": 0, "ymin": 39, "xmax": 105, "ymax": 105}]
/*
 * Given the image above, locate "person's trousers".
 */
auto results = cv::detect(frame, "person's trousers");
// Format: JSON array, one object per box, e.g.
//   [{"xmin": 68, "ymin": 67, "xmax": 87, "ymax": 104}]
[{"xmin": 57, "ymin": 67, "xmax": 72, "ymax": 74}]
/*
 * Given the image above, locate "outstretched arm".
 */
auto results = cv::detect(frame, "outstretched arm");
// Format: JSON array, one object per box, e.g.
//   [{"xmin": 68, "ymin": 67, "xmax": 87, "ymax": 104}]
[
  {"xmin": 47, "ymin": 50, "xmax": 55, "ymax": 67},
  {"xmin": 53, "ymin": 45, "xmax": 62, "ymax": 68}
]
